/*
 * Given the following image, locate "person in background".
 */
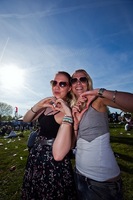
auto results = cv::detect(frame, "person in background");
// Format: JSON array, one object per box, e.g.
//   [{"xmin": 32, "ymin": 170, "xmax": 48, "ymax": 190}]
[
  {"xmin": 21, "ymin": 71, "xmax": 76, "ymax": 200},
  {"xmin": 27, "ymin": 128, "xmax": 39, "ymax": 151},
  {"xmin": 71, "ymin": 69, "xmax": 133, "ymax": 200}
]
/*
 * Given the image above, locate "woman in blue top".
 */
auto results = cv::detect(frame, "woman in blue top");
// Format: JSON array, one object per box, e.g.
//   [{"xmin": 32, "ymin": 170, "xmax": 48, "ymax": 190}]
[{"xmin": 71, "ymin": 69, "xmax": 133, "ymax": 200}]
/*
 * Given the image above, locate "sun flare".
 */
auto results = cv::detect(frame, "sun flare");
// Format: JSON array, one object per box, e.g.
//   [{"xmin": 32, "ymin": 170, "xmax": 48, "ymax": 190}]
[{"xmin": 0, "ymin": 65, "xmax": 25, "ymax": 90}]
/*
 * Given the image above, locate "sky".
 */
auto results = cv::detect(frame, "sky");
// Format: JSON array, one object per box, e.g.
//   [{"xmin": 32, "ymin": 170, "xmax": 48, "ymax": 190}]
[{"xmin": 0, "ymin": 0, "xmax": 133, "ymax": 117}]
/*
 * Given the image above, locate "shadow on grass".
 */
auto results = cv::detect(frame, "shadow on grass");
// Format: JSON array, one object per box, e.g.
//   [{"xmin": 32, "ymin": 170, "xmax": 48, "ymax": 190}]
[
  {"xmin": 110, "ymin": 134, "xmax": 133, "ymax": 174},
  {"xmin": 118, "ymin": 163, "xmax": 133, "ymax": 174},
  {"xmin": 114, "ymin": 152, "xmax": 133, "ymax": 163},
  {"xmin": 113, "ymin": 152, "xmax": 133, "ymax": 173},
  {"xmin": 110, "ymin": 136, "xmax": 133, "ymax": 146}
]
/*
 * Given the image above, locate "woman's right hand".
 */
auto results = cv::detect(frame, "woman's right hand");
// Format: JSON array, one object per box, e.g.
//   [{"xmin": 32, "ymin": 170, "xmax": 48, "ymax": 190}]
[
  {"xmin": 32, "ymin": 97, "xmax": 57, "ymax": 112},
  {"xmin": 23, "ymin": 97, "xmax": 57, "ymax": 122}
]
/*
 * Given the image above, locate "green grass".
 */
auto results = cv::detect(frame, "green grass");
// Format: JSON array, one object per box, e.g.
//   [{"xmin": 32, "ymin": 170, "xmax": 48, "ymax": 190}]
[
  {"xmin": 0, "ymin": 125, "xmax": 133, "ymax": 200},
  {"xmin": 110, "ymin": 124, "xmax": 133, "ymax": 200},
  {"xmin": 0, "ymin": 131, "xmax": 29, "ymax": 200}
]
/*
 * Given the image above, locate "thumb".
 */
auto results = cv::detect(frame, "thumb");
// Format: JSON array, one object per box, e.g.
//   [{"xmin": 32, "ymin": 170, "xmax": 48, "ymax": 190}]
[{"xmin": 86, "ymin": 96, "xmax": 96, "ymax": 107}]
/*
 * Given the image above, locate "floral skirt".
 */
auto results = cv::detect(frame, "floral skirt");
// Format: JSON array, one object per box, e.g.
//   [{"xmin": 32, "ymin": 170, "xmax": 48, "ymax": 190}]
[{"xmin": 21, "ymin": 136, "xmax": 77, "ymax": 200}]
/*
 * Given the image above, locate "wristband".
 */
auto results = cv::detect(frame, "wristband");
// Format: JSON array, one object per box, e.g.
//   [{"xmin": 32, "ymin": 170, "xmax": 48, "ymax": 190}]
[
  {"xmin": 113, "ymin": 90, "xmax": 117, "ymax": 103},
  {"xmin": 98, "ymin": 88, "xmax": 106, "ymax": 96},
  {"xmin": 62, "ymin": 121, "xmax": 72, "ymax": 126},
  {"xmin": 62, "ymin": 116, "xmax": 73, "ymax": 124},
  {"xmin": 31, "ymin": 107, "xmax": 37, "ymax": 114}
]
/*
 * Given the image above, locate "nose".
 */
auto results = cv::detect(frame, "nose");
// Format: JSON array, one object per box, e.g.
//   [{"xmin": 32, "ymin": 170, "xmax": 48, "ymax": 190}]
[
  {"xmin": 54, "ymin": 83, "xmax": 60, "ymax": 88},
  {"xmin": 77, "ymin": 79, "xmax": 82, "ymax": 84}
]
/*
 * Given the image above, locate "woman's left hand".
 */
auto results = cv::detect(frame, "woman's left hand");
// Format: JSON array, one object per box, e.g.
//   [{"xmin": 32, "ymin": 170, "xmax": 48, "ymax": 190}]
[
  {"xmin": 80, "ymin": 89, "xmax": 99, "ymax": 98},
  {"xmin": 80, "ymin": 90, "xmax": 97, "ymax": 109},
  {"xmin": 54, "ymin": 98, "xmax": 72, "ymax": 116}
]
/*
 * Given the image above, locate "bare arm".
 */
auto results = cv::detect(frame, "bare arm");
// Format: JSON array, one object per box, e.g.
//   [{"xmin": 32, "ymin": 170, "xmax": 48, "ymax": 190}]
[
  {"xmin": 23, "ymin": 97, "xmax": 56, "ymax": 122},
  {"xmin": 102, "ymin": 89, "xmax": 133, "ymax": 112},
  {"xmin": 81, "ymin": 89, "xmax": 133, "ymax": 112},
  {"xmin": 52, "ymin": 99, "xmax": 75, "ymax": 161}
]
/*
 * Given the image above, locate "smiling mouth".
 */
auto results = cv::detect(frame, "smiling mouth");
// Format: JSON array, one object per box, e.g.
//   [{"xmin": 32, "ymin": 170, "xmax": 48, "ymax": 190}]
[{"xmin": 76, "ymin": 87, "xmax": 83, "ymax": 91}]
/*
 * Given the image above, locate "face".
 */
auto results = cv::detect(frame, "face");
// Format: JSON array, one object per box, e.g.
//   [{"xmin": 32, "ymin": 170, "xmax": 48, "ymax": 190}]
[
  {"xmin": 51, "ymin": 74, "xmax": 71, "ymax": 100},
  {"xmin": 71, "ymin": 72, "xmax": 88, "ymax": 97}
]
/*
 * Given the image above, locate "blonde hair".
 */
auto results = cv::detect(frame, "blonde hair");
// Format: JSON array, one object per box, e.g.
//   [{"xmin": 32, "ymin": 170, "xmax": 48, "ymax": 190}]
[
  {"xmin": 70, "ymin": 69, "xmax": 93, "ymax": 107},
  {"xmin": 72, "ymin": 69, "xmax": 93, "ymax": 90}
]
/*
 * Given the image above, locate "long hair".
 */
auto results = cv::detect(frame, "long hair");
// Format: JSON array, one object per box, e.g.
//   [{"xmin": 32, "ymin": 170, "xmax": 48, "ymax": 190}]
[{"xmin": 70, "ymin": 69, "xmax": 93, "ymax": 107}]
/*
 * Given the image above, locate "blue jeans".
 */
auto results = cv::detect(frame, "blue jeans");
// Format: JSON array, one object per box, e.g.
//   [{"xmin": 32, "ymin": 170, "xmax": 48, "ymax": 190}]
[{"xmin": 74, "ymin": 168, "xmax": 123, "ymax": 200}]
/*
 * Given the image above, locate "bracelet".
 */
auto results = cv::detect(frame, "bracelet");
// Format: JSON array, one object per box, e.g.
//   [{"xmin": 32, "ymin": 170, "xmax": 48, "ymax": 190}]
[
  {"xmin": 62, "ymin": 121, "xmax": 72, "ymax": 126},
  {"xmin": 31, "ymin": 107, "xmax": 37, "ymax": 114},
  {"xmin": 98, "ymin": 88, "xmax": 106, "ymax": 97},
  {"xmin": 62, "ymin": 116, "xmax": 73, "ymax": 124},
  {"xmin": 112, "ymin": 90, "xmax": 117, "ymax": 103},
  {"xmin": 64, "ymin": 115, "xmax": 72, "ymax": 118}
]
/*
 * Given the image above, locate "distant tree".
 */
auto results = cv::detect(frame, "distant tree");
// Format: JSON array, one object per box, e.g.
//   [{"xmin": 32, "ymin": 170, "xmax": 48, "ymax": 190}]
[
  {"xmin": 0, "ymin": 102, "xmax": 13, "ymax": 121},
  {"xmin": 107, "ymin": 106, "xmax": 111, "ymax": 116},
  {"xmin": 2, "ymin": 115, "xmax": 13, "ymax": 121}
]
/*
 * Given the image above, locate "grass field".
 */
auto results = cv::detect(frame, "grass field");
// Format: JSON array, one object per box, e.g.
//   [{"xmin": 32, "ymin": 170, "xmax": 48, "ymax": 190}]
[{"xmin": 0, "ymin": 124, "xmax": 133, "ymax": 200}]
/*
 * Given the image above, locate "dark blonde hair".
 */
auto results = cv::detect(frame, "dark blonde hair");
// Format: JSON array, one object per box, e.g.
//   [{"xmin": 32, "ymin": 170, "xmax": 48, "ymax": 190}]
[
  {"xmin": 71, "ymin": 69, "xmax": 93, "ymax": 107},
  {"xmin": 56, "ymin": 71, "xmax": 72, "ymax": 85}
]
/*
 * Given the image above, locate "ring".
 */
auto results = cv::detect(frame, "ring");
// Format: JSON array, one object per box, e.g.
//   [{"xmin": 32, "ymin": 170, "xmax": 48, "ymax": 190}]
[{"xmin": 53, "ymin": 103, "xmax": 56, "ymax": 108}]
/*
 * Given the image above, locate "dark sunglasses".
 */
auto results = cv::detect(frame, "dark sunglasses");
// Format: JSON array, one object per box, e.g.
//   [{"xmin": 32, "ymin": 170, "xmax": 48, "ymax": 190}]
[
  {"xmin": 71, "ymin": 77, "xmax": 88, "ymax": 84},
  {"xmin": 50, "ymin": 80, "xmax": 68, "ymax": 88}
]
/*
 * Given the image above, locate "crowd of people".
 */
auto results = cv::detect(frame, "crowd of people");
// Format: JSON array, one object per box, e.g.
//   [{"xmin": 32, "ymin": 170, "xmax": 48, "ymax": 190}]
[{"xmin": 0, "ymin": 121, "xmax": 33, "ymax": 136}]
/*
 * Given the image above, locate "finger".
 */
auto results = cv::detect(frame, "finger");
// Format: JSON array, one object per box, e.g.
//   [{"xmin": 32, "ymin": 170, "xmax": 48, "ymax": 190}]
[
  {"xmin": 49, "ymin": 101, "xmax": 56, "ymax": 108},
  {"xmin": 55, "ymin": 99, "xmax": 65, "ymax": 105},
  {"xmin": 73, "ymin": 107, "xmax": 81, "ymax": 113},
  {"xmin": 80, "ymin": 92, "xmax": 90, "ymax": 97},
  {"xmin": 78, "ymin": 97, "xmax": 87, "ymax": 102}
]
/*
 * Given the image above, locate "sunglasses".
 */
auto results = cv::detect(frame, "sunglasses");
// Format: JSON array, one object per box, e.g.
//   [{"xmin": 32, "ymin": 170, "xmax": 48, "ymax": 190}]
[
  {"xmin": 50, "ymin": 80, "xmax": 68, "ymax": 88},
  {"xmin": 71, "ymin": 77, "xmax": 88, "ymax": 84}
]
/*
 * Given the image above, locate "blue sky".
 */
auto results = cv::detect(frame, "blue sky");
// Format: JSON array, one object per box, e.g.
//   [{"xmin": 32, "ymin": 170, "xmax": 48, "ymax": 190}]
[{"xmin": 0, "ymin": 0, "xmax": 133, "ymax": 117}]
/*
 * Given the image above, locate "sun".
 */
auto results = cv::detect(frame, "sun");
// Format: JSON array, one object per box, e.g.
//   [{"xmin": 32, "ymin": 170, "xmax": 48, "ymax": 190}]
[{"xmin": 0, "ymin": 64, "xmax": 25, "ymax": 90}]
